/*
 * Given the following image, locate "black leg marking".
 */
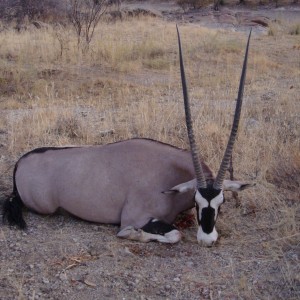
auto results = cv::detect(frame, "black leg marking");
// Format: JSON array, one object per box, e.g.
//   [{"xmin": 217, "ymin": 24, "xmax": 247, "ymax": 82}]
[{"xmin": 142, "ymin": 219, "xmax": 177, "ymax": 235}]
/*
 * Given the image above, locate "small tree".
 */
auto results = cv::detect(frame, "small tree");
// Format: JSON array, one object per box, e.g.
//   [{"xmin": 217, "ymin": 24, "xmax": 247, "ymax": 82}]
[
  {"xmin": 69, "ymin": 0, "xmax": 108, "ymax": 49},
  {"xmin": 191, "ymin": 0, "xmax": 203, "ymax": 8},
  {"xmin": 214, "ymin": 0, "xmax": 221, "ymax": 11},
  {"xmin": 0, "ymin": 0, "xmax": 63, "ymax": 23}
]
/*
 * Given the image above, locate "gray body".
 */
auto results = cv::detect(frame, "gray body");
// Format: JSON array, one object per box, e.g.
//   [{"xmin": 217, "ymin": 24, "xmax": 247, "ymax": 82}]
[{"xmin": 15, "ymin": 139, "xmax": 212, "ymax": 229}]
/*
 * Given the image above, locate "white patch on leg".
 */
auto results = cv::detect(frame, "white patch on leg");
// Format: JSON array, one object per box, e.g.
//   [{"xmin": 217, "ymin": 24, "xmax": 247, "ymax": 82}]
[
  {"xmin": 141, "ymin": 229, "xmax": 182, "ymax": 243},
  {"xmin": 117, "ymin": 226, "xmax": 154, "ymax": 242},
  {"xmin": 117, "ymin": 226, "xmax": 135, "ymax": 238},
  {"xmin": 117, "ymin": 227, "xmax": 182, "ymax": 244},
  {"xmin": 160, "ymin": 230, "xmax": 182, "ymax": 243}
]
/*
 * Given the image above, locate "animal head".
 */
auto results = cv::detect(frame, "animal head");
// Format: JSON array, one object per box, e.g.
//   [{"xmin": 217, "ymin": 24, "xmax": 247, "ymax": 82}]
[
  {"xmin": 174, "ymin": 26, "xmax": 252, "ymax": 246},
  {"xmin": 195, "ymin": 185, "xmax": 223, "ymax": 246}
]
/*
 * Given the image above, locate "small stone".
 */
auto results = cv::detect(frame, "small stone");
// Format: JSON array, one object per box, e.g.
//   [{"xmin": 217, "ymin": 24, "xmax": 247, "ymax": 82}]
[
  {"xmin": 292, "ymin": 254, "xmax": 298, "ymax": 261},
  {"xmin": 77, "ymin": 284, "xmax": 84, "ymax": 290},
  {"xmin": 186, "ymin": 261, "xmax": 194, "ymax": 267},
  {"xmin": 89, "ymin": 247, "xmax": 100, "ymax": 257},
  {"xmin": 122, "ymin": 247, "xmax": 134, "ymax": 256},
  {"xmin": 173, "ymin": 277, "xmax": 180, "ymax": 282},
  {"xmin": 246, "ymin": 118, "xmax": 260, "ymax": 131},
  {"xmin": 59, "ymin": 273, "xmax": 68, "ymax": 281},
  {"xmin": 42, "ymin": 277, "xmax": 49, "ymax": 284}
]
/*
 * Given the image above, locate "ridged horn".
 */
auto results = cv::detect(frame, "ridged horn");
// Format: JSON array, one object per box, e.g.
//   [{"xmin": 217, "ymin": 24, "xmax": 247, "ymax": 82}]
[
  {"xmin": 213, "ymin": 30, "xmax": 252, "ymax": 190},
  {"xmin": 176, "ymin": 25, "xmax": 207, "ymax": 189}
]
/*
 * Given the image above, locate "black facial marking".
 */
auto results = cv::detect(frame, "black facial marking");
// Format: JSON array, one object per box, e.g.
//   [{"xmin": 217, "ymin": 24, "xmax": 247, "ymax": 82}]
[
  {"xmin": 142, "ymin": 219, "xmax": 177, "ymax": 235},
  {"xmin": 198, "ymin": 186, "xmax": 222, "ymax": 200},
  {"xmin": 201, "ymin": 207, "xmax": 216, "ymax": 234}
]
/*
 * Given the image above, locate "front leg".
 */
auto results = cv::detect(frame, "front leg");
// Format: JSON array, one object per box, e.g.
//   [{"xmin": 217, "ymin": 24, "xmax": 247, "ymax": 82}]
[{"xmin": 117, "ymin": 219, "xmax": 182, "ymax": 244}]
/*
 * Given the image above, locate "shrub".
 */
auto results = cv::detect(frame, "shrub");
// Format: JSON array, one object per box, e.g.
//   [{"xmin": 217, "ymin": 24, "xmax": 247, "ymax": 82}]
[
  {"xmin": 68, "ymin": 0, "xmax": 109, "ymax": 49},
  {"xmin": 289, "ymin": 23, "xmax": 300, "ymax": 35},
  {"xmin": 176, "ymin": 0, "xmax": 203, "ymax": 12},
  {"xmin": 0, "ymin": 0, "xmax": 68, "ymax": 23}
]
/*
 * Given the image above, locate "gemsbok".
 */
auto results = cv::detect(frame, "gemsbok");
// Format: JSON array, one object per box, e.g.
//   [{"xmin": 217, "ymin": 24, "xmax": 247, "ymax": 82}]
[{"xmin": 3, "ymin": 27, "xmax": 253, "ymax": 246}]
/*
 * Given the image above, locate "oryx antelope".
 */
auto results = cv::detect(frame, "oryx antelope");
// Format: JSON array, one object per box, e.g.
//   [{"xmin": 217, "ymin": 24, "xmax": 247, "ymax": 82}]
[{"xmin": 3, "ymin": 28, "xmax": 252, "ymax": 246}]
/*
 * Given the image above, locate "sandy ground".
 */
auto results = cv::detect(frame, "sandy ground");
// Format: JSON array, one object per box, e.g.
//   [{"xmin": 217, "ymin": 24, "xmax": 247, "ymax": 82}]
[{"xmin": 0, "ymin": 1, "xmax": 299, "ymax": 300}]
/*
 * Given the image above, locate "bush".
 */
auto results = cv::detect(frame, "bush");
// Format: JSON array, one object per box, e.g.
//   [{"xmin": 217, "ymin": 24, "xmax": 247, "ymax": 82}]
[
  {"xmin": 176, "ymin": 0, "xmax": 203, "ymax": 12},
  {"xmin": 0, "ymin": 0, "xmax": 68, "ymax": 23},
  {"xmin": 289, "ymin": 23, "xmax": 300, "ymax": 35}
]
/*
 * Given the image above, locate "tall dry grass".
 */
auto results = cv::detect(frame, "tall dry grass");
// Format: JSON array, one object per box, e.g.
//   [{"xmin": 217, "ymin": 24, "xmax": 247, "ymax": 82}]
[{"xmin": 0, "ymin": 16, "xmax": 299, "ymax": 296}]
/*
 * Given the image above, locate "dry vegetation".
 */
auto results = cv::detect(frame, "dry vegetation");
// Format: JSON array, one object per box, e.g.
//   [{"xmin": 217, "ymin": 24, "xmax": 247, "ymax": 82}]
[{"xmin": 0, "ymin": 12, "xmax": 299, "ymax": 300}]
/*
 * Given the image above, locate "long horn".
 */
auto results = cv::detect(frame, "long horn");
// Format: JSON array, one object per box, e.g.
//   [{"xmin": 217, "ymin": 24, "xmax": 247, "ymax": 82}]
[
  {"xmin": 213, "ymin": 30, "xmax": 252, "ymax": 190},
  {"xmin": 176, "ymin": 25, "xmax": 207, "ymax": 189}
]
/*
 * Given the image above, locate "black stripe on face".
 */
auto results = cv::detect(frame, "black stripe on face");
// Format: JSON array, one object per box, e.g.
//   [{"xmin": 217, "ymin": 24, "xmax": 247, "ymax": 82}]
[
  {"xmin": 200, "ymin": 206, "xmax": 216, "ymax": 234},
  {"xmin": 195, "ymin": 203, "xmax": 216, "ymax": 233}
]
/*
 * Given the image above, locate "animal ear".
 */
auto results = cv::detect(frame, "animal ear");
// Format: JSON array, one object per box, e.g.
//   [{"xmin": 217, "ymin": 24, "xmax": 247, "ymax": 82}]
[
  {"xmin": 223, "ymin": 180, "xmax": 255, "ymax": 191},
  {"xmin": 162, "ymin": 179, "xmax": 196, "ymax": 194}
]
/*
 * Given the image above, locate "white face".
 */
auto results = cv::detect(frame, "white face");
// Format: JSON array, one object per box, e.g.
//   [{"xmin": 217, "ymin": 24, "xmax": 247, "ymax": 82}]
[{"xmin": 195, "ymin": 190, "xmax": 224, "ymax": 247}]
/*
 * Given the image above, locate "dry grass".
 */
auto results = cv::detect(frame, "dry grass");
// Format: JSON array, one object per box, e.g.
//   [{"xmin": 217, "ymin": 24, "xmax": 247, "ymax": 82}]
[{"xmin": 0, "ymin": 15, "xmax": 299, "ymax": 299}]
